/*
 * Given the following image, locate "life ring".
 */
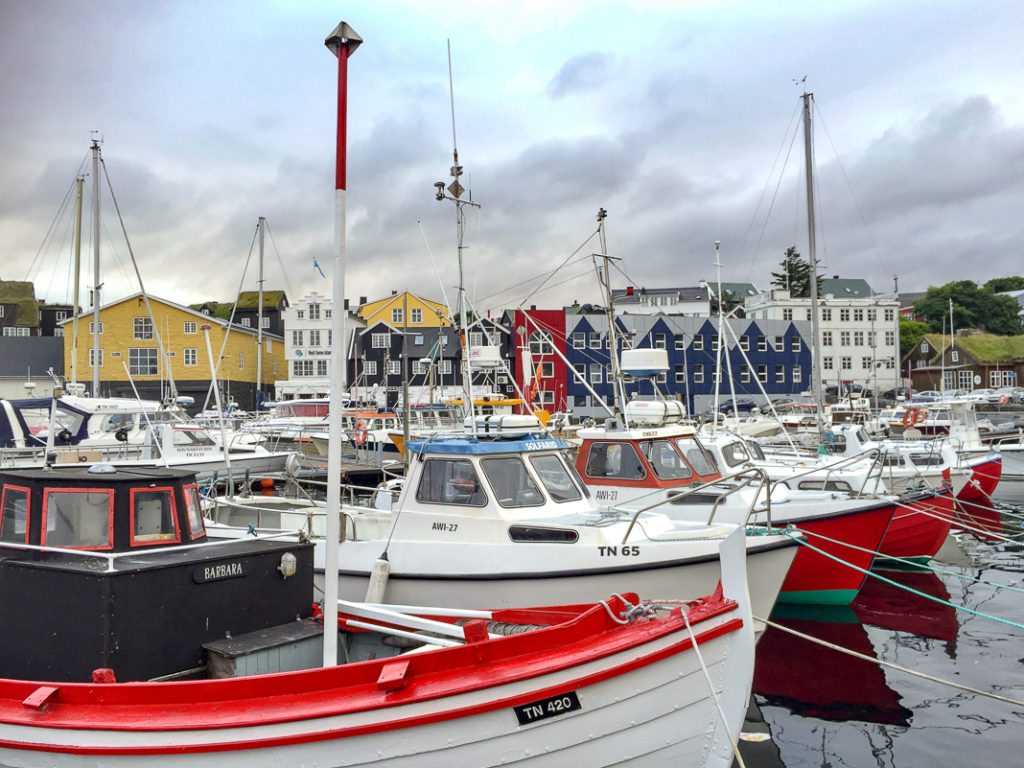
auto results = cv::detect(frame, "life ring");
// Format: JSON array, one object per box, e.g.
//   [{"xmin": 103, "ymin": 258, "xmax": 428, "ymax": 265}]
[
  {"xmin": 354, "ymin": 419, "xmax": 368, "ymax": 446},
  {"xmin": 902, "ymin": 408, "xmax": 926, "ymax": 428},
  {"xmin": 998, "ymin": 394, "xmax": 1010, "ymax": 404}
]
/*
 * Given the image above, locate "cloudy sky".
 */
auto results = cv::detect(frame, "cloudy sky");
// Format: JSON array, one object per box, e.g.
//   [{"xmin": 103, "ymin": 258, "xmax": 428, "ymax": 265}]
[{"xmin": 1, "ymin": 0, "xmax": 1021, "ymax": 318}]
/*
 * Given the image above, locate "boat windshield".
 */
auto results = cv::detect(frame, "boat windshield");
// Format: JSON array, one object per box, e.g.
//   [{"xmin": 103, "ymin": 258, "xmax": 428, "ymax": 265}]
[
  {"xmin": 638, "ymin": 440, "xmax": 693, "ymax": 480},
  {"xmin": 42, "ymin": 489, "xmax": 113, "ymax": 549},
  {"xmin": 583, "ymin": 442, "xmax": 647, "ymax": 481},
  {"xmin": 528, "ymin": 454, "xmax": 582, "ymax": 503},
  {"xmin": 481, "ymin": 457, "xmax": 545, "ymax": 508},
  {"xmin": 0, "ymin": 486, "xmax": 29, "ymax": 543},
  {"xmin": 172, "ymin": 429, "xmax": 217, "ymax": 447},
  {"xmin": 130, "ymin": 488, "xmax": 180, "ymax": 545},
  {"xmin": 416, "ymin": 459, "xmax": 488, "ymax": 507},
  {"xmin": 183, "ymin": 484, "xmax": 206, "ymax": 539},
  {"xmin": 674, "ymin": 437, "xmax": 718, "ymax": 475}
]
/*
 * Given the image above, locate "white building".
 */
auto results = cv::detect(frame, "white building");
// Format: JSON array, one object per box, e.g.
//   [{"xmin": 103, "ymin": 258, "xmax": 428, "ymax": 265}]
[
  {"xmin": 274, "ymin": 291, "xmax": 364, "ymax": 401},
  {"xmin": 743, "ymin": 279, "xmax": 901, "ymax": 395},
  {"xmin": 610, "ymin": 286, "xmax": 710, "ymax": 316}
]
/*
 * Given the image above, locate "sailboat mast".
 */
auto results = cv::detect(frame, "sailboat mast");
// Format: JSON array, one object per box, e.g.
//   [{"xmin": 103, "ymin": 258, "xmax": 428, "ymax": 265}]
[
  {"xmin": 71, "ymin": 176, "xmax": 83, "ymax": 384},
  {"xmin": 257, "ymin": 216, "xmax": 265, "ymax": 410},
  {"xmin": 594, "ymin": 209, "xmax": 627, "ymax": 423},
  {"xmin": 91, "ymin": 138, "xmax": 101, "ymax": 397},
  {"xmin": 802, "ymin": 92, "xmax": 825, "ymax": 437}
]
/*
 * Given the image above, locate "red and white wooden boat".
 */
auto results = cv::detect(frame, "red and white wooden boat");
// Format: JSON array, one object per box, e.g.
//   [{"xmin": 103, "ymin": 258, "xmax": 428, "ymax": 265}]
[
  {"xmin": 0, "ymin": 454, "xmax": 757, "ymax": 767},
  {"xmin": 575, "ymin": 401, "xmax": 893, "ymax": 605},
  {"xmin": 875, "ymin": 484, "xmax": 956, "ymax": 564}
]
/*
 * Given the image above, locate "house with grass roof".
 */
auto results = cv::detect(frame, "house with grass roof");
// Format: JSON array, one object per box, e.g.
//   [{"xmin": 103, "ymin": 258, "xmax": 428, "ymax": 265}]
[{"xmin": 905, "ymin": 331, "xmax": 1024, "ymax": 392}]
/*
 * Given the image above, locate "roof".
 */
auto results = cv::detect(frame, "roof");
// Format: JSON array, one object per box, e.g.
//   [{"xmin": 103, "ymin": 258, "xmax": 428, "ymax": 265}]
[
  {"xmin": 408, "ymin": 435, "xmax": 569, "ymax": 454},
  {"xmin": 820, "ymin": 278, "xmax": 874, "ymax": 298},
  {"xmin": 0, "ymin": 280, "xmax": 39, "ymax": 326},
  {"xmin": 236, "ymin": 290, "xmax": 288, "ymax": 309},
  {"xmin": 949, "ymin": 333, "xmax": 1024, "ymax": 364},
  {"xmin": 718, "ymin": 282, "xmax": 762, "ymax": 300},
  {"xmin": 611, "ymin": 286, "xmax": 709, "ymax": 304}
]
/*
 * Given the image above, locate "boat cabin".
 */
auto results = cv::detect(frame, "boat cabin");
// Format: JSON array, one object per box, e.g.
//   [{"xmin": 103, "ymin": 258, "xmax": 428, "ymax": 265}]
[{"xmin": 0, "ymin": 464, "xmax": 312, "ymax": 683}]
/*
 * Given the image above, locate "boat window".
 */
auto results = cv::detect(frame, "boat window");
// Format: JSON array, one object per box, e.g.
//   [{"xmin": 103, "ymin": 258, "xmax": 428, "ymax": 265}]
[
  {"xmin": 881, "ymin": 455, "xmax": 904, "ymax": 467},
  {"xmin": 172, "ymin": 428, "xmax": 217, "ymax": 447},
  {"xmin": 17, "ymin": 404, "xmax": 85, "ymax": 443},
  {"xmin": 130, "ymin": 488, "xmax": 181, "ymax": 545},
  {"xmin": 416, "ymin": 459, "xmax": 488, "ymax": 506},
  {"xmin": 583, "ymin": 442, "xmax": 647, "ymax": 481},
  {"xmin": 638, "ymin": 440, "xmax": 693, "ymax": 480},
  {"xmin": 508, "ymin": 525, "xmax": 578, "ymax": 543},
  {"xmin": 528, "ymin": 454, "xmax": 582, "ymax": 502},
  {"xmin": 909, "ymin": 453, "xmax": 944, "ymax": 466},
  {"xmin": 101, "ymin": 413, "xmax": 136, "ymax": 432},
  {"xmin": 482, "ymin": 458, "xmax": 545, "ymax": 508},
  {"xmin": 797, "ymin": 480, "xmax": 853, "ymax": 493},
  {"xmin": 0, "ymin": 485, "xmax": 30, "ymax": 544},
  {"xmin": 669, "ymin": 492, "xmax": 724, "ymax": 505},
  {"xmin": 42, "ymin": 489, "xmax": 114, "ymax": 549},
  {"xmin": 744, "ymin": 441, "xmax": 767, "ymax": 461},
  {"xmin": 564, "ymin": 457, "xmax": 591, "ymax": 499},
  {"xmin": 713, "ymin": 439, "xmax": 749, "ymax": 469},
  {"xmin": 674, "ymin": 437, "xmax": 719, "ymax": 475},
  {"xmin": 183, "ymin": 484, "xmax": 206, "ymax": 539}
]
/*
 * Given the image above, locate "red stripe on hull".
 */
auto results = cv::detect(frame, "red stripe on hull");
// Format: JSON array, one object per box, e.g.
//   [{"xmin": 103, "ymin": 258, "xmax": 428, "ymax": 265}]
[{"xmin": 778, "ymin": 504, "xmax": 893, "ymax": 601}]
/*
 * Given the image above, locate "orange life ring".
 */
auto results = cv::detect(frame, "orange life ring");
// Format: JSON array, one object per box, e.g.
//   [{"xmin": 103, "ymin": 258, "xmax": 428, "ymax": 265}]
[
  {"xmin": 998, "ymin": 394, "xmax": 1010, "ymax": 404},
  {"xmin": 354, "ymin": 419, "xmax": 368, "ymax": 446},
  {"xmin": 902, "ymin": 408, "xmax": 925, "ymax": 428}
]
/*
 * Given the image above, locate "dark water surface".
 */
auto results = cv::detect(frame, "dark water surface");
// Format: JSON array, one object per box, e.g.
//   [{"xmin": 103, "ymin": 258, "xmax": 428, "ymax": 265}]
[{"xmin": 744, "ymin": 503, "xmax": 1024, "ymax": 767}]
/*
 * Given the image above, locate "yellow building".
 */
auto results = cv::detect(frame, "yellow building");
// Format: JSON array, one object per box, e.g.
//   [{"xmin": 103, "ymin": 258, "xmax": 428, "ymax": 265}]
[
  {"xmin": 60, "ymin": 292, "xmax": 285, "ymax": 411},
  {"xmin": 356, "ymin": 291, "xmax": 450, "ymax": 328}
]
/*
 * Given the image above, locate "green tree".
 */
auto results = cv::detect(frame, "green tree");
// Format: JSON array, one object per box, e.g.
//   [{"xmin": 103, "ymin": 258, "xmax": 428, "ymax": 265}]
[
  {"xmin": 710, "ymin": 288, "xmax": 743, "ymax": 317},
  {"xmin": 770, "ymin": 246, "xmax": 822, "ymax": 298},
  {"xmin": 984, "ymin": 276, "xmax": 1024, "ymax": 293},
  {"xmin": 912, "ymin": 281, "xmax": 1024, "ymax": 335},
  {"xmin": 898, "ymin": 317, "xmax": 929, "ymax": 358}
]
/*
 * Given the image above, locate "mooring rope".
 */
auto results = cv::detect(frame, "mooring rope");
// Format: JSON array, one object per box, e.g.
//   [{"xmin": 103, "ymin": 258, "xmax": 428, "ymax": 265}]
[{"xmin": 754, "ymin": 615, "xmax": 1024, "ymax": 708}]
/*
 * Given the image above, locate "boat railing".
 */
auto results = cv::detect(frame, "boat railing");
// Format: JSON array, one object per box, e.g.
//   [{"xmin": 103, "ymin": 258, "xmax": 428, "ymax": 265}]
[
  {"xmin": 613, "ymin": 466, "xmax": 774, "ymax": 544},
  {"xmin": 769, "ymin": 448, "xmax": 883, "ymax": 496},
  {"xmin": 2, "ymin": 530, "xmax": 301, "ymax": 574}
]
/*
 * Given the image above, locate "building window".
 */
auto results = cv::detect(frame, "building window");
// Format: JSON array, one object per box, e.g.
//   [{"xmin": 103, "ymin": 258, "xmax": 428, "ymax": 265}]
[
  {"xmin": 261, "ymin": 316, "xmax": 270, "ymax": 329},
  {"xmin": 776, "ymin": 365, "xmax": 785, "ymax": 383},
  {"xmin": 823, "ymin": 357, "xmax": 834, "ymax": 370},
  {"xmin": 317, "ymin": 360, "xmax": 328, "ymax": 376},
  {"xmin": 840, "ymin": 309, "xmax": 850, "ymax": 322},
  {"xmin": 739, "ymin": 335, "xmax": 749, "ymax": 352},
  {"xmin": 757, "ymin": 365, "xmax": 767, "ymax": 383},
  {"xmin": 589, "ymin": 364, "xmax": 602, "ymax": 383},
  {"xmin": 840, "ymin": 331, "xmax": 850, "ymax": 346},
  {"xmin": 692, "ymin": 335, "xmax": 704, "ymax": 352},
  {"xmin": 711, "ymin": 334, "xmax": 719, "ymax": 351},
  {"xmin": 541, "ymin": 361, "xmax": 554, "ymax": 378},
  {"xmin": 573, "ymin": 363, "xmax": 586, "ymax": 381},
  {"xmin": 853, "ymin": 331, "xmax": 864, "ymax": 346},
  {"xmin": 823, "ymin": 331, "xmax": 832, "ymax": 346},
  {"xmin": 757, "ymin": 336, "xmax": 767, "ymax": 352},
  {"xmin": 572, "ymin": 332, "xmax": 585, "ymax": 348},
  {"xmin": 184, "ymin": 348, "xmax": 198, "ymax": 366},
  {"xmin": 675, "ymin": 364, "xmax": 686, "ymax": 383},
  {"xmin": 292, "ymin": 330, "xmax": 303, "ymax": 346},
  {"xmin": 184, "ymin": 321, "xmax": 197, "ymax": 334},
  {"xmin": 240, "ymin": 317, "xmax": 251, "ymax": 327},
  {"xmin": 951, "ymin": 350, "xmax": 959, "ymax": 362},
  {"xmin": 867, "ymin": 331, "xmax": 876, "ymax": 346},
  {"xmin": 841, "ymin": 356, "xmax": 852, "ymax": 370},
  {"xmin": 693, "ymin": 364, "xmax": 704, "ymax": 383},
  {"xmin": 885, "ymin": 309, "xmax": 895, "ymax": 322},
  {"xmin": 862, "ymin": 357, "xmax": 873, "ymax": 369},
  {"xmin": 470, "ymin": 332, "xmax": 483, "ymax": 347},
  {"xmin": 296, "ymin": 310, "xmax": 304, "ymax": 319},
  {"xmin": 372, "ymin": 333, "xmax": 390, "ymax": 348},
  {"xmin": 920, "ymin": 341, "xmax": 928, "ymax": 353},
  {"xmin": 55, "ymin": 310, "xmax": 68, "ymax": 320},
  {"xmin": 309, "ymin": 330, "xmax": 321, "ymax": 347},
  {"xmin": 886, "ymin": 331, "xmax": 895, "ymax": 346},
  {"xmin": 129, "ymin": 348, "xmax": 158, "ymax": 376},
  {"xmin": 793, "ymin": 365, "xmax": 802, "ymax": 382},
  {"xmin": 529, "ymin": 331, "xmax": 553, "ymax": 355},
  {"xmin": 589, "ymin": 332, "xmax": 601, "ymax": 349},
  {"xmin": 265, "ymin": 339, "xmax": 273, "ymax": 353},
  {"xmin": 363, "ymin": 360, "xmax": 377, "ymax": 376},
  {"xmin": 387, "ymin": 360, "xmax": 401, "ymax": 375},
  {"xmin": 654, "ymin": 333, "xmax": 666, "ymax": 349},
  {"xmin": 391, "ymin": 308, "xmax": 404, "ymax": 325},
  {"xmin": 89, "ymin": 348, "xmax": 103, "ymax": 367},
  {"xmin": 2, "ymin": 327, "xmax": 30, "ymax": 337},
  {"xmin": 854, "ymin": 309, "xmax": 864, "ymax": 322},
  {"xmin": 783, "ymin": 308, "xmax": 793, "ymax": 321},
  {"xmin": 309, "ymin": 303, "xmax": 321, "ymax": 320},
  {"xmin": 440, "ymin": 360, "xmax": 453, "ymax": 375},
  {"xmin": 0, "ymin": 306, "xmax": 4, "ymax": 317},
  {"xmin": 791, "ymin": 337, "xmax": 801, "ymax": 352},
  {"xmin": 238, "ymin": 353, "xmax": 244, "ymax": 369},
  {"xmin": 293, "ymin": 360, "xmax": 313, "ymax": 376},
  {"xmin": 54, "ymin": 327, "xmax": 64, "ymax": 337},
  {"xmin": 133, "ymin": 318, "xmax": 153, "ymax": 340},
  {"xmin": 410, "ymin": 308, "xmax": 423, "ymax": 324},
  {"xmin": 822, "ymin": 308, "xmax": 832, "ymax": 321},
  {"xmin": 89, "ymin": 321, "xmax": 104, "ymax": 334},
  {"xmin": 325, "ymin": 309, "xmax": 332, "ymax": 319},
  {"xmin": 740, "ymin": 365, "xmax": 751, "ymax": 383},
  {"xmin": 868, "ymin": 309, "xmax": 877, "ymax": 321}
]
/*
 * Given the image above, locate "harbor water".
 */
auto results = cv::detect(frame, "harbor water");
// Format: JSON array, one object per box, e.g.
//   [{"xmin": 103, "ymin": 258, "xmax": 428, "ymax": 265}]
[{"xmin": 740, "ymin": 500, "xmax": 1024, "ymax": 767}]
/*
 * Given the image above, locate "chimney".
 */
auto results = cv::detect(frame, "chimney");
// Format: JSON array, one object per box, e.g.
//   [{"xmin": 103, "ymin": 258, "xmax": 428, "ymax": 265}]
[
  {"xmin": 343, "ymin": 298, "xmax": 350, "ymax": 310},
  {"xmin": 359, "ymin": 296, "xmax": 367, "ymax": 305},
  {"xmin": 626, "ymin": 286, "xmax": 634, "ymax": 296},
  {"xmin": 391, "ymin": 290, "xmax": 398, "ymax": 295},
  {"xmin": 833, "ymin": 275, "xmax": 839, "ymax": 279}
]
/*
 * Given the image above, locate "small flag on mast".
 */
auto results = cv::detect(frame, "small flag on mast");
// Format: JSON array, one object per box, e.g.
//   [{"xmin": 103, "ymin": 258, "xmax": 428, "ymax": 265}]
[{"xmin": 313, "ymin": 258, "xmax": 326, "ymax": 278}]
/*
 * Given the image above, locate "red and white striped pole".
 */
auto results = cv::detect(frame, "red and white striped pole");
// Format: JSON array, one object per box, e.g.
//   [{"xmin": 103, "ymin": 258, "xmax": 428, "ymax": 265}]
[{"xmin": 323, "ymin": 21, "xmax": 361, "ymax": 668}]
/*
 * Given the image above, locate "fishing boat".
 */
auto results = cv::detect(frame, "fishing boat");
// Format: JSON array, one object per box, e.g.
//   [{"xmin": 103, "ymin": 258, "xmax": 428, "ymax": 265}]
[
  {"xmin": 0, "ymin": 441, "xmax": 758, "ymax": 767},
  {"xmin": 574, "ymin": 400, "xmax": 894, "ymax": 605}
]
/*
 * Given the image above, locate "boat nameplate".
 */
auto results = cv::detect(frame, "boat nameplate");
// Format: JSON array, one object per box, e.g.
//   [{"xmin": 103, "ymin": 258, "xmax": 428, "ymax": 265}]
[
  {"xmin": 193, "ymin": 561, "xmax": 246, "ymax": 583},
  {"xmin": 513, "ymin": 691, "xmax": 582, "ymax": 725}
]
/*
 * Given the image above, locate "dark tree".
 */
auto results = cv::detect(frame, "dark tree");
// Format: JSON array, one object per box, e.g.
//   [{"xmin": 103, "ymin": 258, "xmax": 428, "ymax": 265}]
[
  {"xmin": 770, "ymin": 246, "xmax": 822, "ymax": 298},
  {"xmin": 912, "ymin": 281, "xmax": 1024, "ymax": 335},
  {"xmin": 898, "ymin": 317, "xmax": 930, "ymax": 358},
  {"xmin": 984, "ymin": 276, "xmax": 1024, "ymax": 293}
]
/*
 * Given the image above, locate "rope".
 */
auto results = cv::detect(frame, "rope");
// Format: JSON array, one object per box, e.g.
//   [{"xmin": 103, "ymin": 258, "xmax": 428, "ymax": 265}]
[
  {"xmin": 755, "ymin": 615, "xmax": 1024, "ymax": 708},
  {"xmin": 781, "ymin": 529, "xmax": 1024, "ymax": 630}
]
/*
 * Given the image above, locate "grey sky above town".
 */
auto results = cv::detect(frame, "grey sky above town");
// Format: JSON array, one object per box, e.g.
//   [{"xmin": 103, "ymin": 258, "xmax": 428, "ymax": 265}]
[{"xmin": 1, "ymin": 0, "xmax": 1021, "ymax": 317}]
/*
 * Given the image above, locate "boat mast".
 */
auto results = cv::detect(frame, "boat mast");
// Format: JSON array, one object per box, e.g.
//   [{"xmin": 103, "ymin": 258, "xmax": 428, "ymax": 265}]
[
  {"xmin": 802, "ymin": 92, "xmax": 825, "ymax": 439},
  {"xmin": 593, "ymin": 209, "xmax": 627, "ymax": 425},
  {"xmin": 324, "ymin": 20, "xmax": 361, "ymax": 668},
  {"xmin": 435, "ymin": 40, "xmax": 480, "ymax": 434},
  {"xmin": 91, "ymin": 137, "xmax": 102, "ymax": 397},
  {"xmin": 71, "ymin": 175, "xmax": 84, "ymax": 384},
  {"xmin": 257, "ymin": 216, "xmax": 265, "ymax": 411}
]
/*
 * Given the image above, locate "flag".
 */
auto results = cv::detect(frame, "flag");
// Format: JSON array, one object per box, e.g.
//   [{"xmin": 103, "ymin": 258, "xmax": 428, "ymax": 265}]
[{"xmin": 313, "ymin": 258, "xmax": 326, "ymax": 278}]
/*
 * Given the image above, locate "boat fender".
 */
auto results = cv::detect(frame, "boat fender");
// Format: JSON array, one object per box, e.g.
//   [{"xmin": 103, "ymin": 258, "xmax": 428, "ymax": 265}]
[
  {"xmin": 354, "ymin": 419, "xmax": 368, "ymax": 446},
  {"xmin": 57, "ymin": 428, "xmax": 73, "ymax": 443},
  {"xmin": 364, "ymin": 554, "xmax": 390, "ymax": 603},
  {"xmin": 115, "ymin": 427, "xmax": 129, "ymax": 442}
]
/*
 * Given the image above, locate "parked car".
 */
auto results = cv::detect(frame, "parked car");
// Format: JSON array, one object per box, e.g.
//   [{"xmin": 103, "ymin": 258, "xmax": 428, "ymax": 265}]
[
  {"xmin": 906, "ymin": 390, "xmax": 942, "ymax": 403},
  {"xmin": 879, "ymin": 387, "xmax": 915, "ymax": 403},
  {"xmin": 986, "ymin": 387, "xmax": 1024, "ymax": 404},
  {"xmin": 717, "ymin": 398, "xmax": 758, "ymax": 414},
  {"xmin": 964, "ymin": 388, "xmax": 995, "ymax": 401}
]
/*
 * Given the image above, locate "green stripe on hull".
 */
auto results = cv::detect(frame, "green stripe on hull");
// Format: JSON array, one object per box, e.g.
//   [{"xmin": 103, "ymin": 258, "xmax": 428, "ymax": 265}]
[
  {"xmin": 873, "ymin": 556, "xmax": 932, "ymax": 568},
  {"xmin": 776, "ymin": 588, "xmax": 858, "ymax": 605}
]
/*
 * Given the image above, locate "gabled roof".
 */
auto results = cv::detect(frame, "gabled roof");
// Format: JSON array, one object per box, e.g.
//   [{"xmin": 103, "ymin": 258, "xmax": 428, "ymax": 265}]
[
  {"xmin": 236, "ymin": 290, "xmax": 288, "ymax": 309},
  {"xmin": 0, "ymin": 279, "xmax": 39, "ymax": 326},
  {"xmin": 949, "ymin": 333, "xmax": 1024, "ymax": 364},
  {"xmin": 611, "ymin": 286, "xmax": 708, "ymax": 304},
  {"xmin": 718, "ymin": 282, "xmax": 761, "ymax": 300}
]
